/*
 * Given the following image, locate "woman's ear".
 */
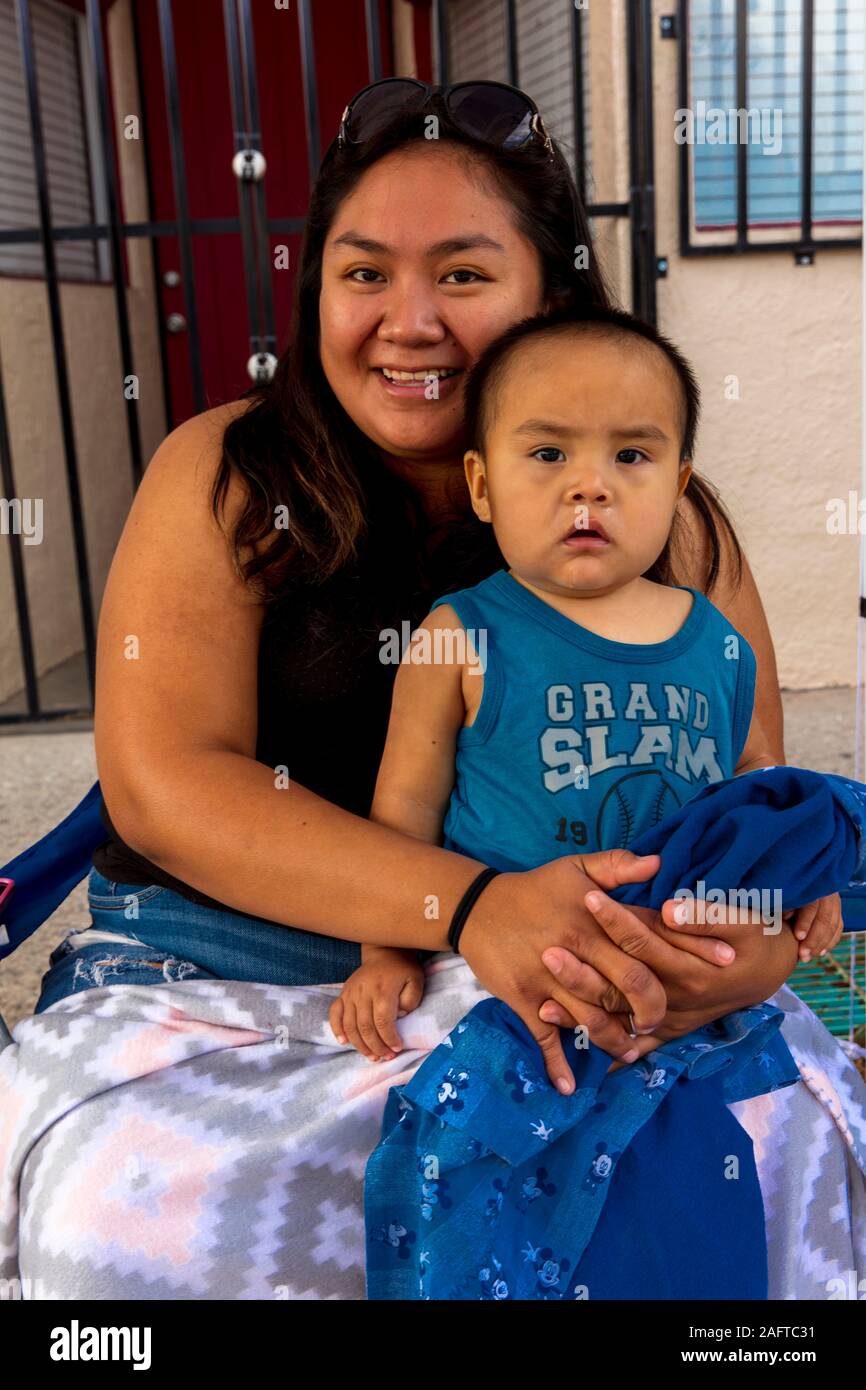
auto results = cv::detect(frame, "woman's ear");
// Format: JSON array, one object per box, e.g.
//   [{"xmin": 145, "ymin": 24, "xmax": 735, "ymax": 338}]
[
  {"xmin": 676, "ymin": 461, "xmax": 693, "ymax": 498},
  {"xmin": 464, "ymin": 450, "xmax": 492, "ymax": 522}
]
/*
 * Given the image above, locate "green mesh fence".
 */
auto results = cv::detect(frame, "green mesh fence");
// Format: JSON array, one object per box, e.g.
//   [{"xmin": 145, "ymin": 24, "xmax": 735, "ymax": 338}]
[{"xmin": 789, "ymin": 933, "xmax": 866, "ymax": 1078}]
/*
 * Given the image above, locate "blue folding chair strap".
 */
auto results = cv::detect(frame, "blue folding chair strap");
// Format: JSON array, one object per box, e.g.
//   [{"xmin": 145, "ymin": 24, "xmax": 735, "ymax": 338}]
[{"xmin": 0, "ymin": 780, "xmax": 106, "ymax": 961}]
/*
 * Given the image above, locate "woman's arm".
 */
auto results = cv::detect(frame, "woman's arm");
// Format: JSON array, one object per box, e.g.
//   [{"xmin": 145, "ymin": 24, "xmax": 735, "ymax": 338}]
[
  {"xmin": 95, "ymin": 404, "xmax": 483, "ymax": 949},
  {"xmin": 674, "ymin": 493, "xmax": 786, "ymax": 765},
  {"xmin": 734, "ymin": 710, "xmax": 777, "ymax": 776}
]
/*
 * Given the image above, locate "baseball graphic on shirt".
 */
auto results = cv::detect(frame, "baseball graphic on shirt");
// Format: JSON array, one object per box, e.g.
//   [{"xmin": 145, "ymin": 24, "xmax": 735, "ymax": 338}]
[{"xmin": 596, "ymin": 770, "xmax": 682, "ymax": 850}]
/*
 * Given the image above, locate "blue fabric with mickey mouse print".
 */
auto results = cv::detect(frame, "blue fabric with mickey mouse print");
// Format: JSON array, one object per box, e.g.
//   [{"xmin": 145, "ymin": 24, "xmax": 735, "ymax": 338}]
[{"xmin": 364, "ymin": 995, "xmax": 798, "ymax": 1300}]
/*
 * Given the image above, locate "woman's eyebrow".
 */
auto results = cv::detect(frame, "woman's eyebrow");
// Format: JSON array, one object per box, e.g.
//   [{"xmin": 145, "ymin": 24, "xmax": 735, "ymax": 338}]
[{"xmin": 330, "ymin": 230, "xmax": 507, "ymax": 257}]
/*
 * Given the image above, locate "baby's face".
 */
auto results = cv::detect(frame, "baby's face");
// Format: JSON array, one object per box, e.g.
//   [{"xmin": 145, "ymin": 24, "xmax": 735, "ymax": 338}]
[{"xmin": 465, "ymin": 332, "xmax": 691, "ymax": 599}]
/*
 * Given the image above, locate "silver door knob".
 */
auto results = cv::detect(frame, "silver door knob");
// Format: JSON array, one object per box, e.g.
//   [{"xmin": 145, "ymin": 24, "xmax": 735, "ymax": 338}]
[{"xmin": 247, "ymin": 352, "xmax": 277, "ymax": 382}]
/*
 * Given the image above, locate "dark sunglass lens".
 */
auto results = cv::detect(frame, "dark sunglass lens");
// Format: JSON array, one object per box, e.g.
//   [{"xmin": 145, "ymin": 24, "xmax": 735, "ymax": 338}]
[
  {"xmin": 448, "ymin": 85, "xmax": 535, "ymax": 149},
  {"xmin": 346, "ymin": 81, "xmax": 427, "ymax": 142}
]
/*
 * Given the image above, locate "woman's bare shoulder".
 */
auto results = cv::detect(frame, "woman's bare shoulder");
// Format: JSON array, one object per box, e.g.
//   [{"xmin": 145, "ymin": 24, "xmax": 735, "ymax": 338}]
[
  {"xmin": 109, "ymin": 396, "xmax": 267, "ymax": 596},
  {"xmin": 137, "ymin": 396, "xmax": 259, "ymax": 532},
  {"xmin": 184, "ymin": 395, "xmax": 254, "ymax": 439},
  {"xmin": 148, "ymin": 397, "xmax": 253, "ymax": 479}
]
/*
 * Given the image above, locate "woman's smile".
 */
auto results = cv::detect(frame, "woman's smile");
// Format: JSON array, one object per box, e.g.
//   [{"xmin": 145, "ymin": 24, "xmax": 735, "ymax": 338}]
[{"xmin": 372, "ymin": 364, "xmax": 464, "ymax": 399}]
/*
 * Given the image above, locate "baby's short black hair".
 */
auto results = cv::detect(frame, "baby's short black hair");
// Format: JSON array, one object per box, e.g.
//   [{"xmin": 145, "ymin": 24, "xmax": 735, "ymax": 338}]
[{"xmin": 462, "ymin": 303, "xmax": 701, "ymax": 464}]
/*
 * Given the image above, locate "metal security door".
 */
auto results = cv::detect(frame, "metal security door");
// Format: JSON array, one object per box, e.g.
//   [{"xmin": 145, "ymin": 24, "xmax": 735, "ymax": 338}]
[{"xmin": 0, "ymin": 0, "xmax": 389, "ymax": 725}]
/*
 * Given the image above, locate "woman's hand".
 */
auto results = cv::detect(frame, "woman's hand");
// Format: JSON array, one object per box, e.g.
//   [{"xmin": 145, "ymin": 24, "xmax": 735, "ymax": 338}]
[
  {"xmin": 662, "ymin": 888, "xmax": 843, "ymax": 964},
  {"xmin": 457, "ymin": 849, "xmax": 671, "ymax": 1096},
  {"xmin": 537, "ymin": 889, "xmax": 799, "ymax": 1045}
]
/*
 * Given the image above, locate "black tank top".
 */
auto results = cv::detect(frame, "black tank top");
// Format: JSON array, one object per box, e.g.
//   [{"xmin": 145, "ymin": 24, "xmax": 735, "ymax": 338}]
[{"xmin": 92, "ymin": 510, "xmax": 503, "ymax": 915}]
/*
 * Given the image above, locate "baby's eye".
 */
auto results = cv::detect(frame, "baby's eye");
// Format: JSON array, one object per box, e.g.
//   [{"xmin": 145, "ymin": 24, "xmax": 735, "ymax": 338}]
[
  {"xmin": 616, "ymin": 448, "xmax": 648, "ymax": 465},
  {"xmin": 532, "ymin": 447, "xmax": 565, "ymax": 464}
]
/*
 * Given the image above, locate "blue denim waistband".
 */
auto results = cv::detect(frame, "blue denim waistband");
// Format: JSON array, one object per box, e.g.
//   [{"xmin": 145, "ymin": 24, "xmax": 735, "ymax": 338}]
[{"xmin": 35, "ymin": 868, "xmax": 363, "ymax": 1011}]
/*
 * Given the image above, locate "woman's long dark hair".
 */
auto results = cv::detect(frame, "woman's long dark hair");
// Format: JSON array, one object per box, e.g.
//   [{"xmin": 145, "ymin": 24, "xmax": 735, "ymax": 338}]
[{"xmin": 213, "ymin": 95, "xmax": 741, "ymax": 606}]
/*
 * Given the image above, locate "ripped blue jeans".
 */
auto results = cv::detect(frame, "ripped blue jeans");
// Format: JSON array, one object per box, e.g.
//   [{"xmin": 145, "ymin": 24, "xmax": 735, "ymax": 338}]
[
  {"xmin": 34, "ymin": 867, "xmax": 362, "ymax": 1012},
  {"xmin": 35, "ymin": 902, "xmax": 215, "ymax": 1013}
]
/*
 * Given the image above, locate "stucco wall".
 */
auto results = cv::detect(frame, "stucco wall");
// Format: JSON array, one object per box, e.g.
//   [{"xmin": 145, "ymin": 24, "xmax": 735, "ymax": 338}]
[
  {"xmin": 650, "ymin": 0, "xmax": 861, "ymax": 691},
  {"xmin": 584, "ymin": 0, "xmax": 633, "ymax": 308},
  {"xmin": 0, "ymin": 0, "xmax": 165, "ymax": 709},
  {"xmin": 594, "ymin": 3, "xmax": 861, "ymax": 692}
]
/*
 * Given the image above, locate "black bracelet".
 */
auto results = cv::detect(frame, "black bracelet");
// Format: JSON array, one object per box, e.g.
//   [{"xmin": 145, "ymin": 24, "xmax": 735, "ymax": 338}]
[{"xmin": 448, "ymin": 867, "xmax": 501, "ymax": 955}]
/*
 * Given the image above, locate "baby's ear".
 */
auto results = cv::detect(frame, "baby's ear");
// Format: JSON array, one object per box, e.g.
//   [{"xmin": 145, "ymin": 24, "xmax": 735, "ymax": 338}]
[
  {"xmin": 676, "ymin": 461, "xmax": 693, "ymax": 498},
  {"xmin": 464, "ymin": 450, "xmax": 492, "ymax": 522}
]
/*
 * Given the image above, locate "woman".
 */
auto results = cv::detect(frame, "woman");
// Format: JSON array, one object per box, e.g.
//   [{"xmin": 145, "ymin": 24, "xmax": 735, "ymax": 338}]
[{"xmin": 9, "ymin": 82, "xmax": 860, "ymax": 1299}]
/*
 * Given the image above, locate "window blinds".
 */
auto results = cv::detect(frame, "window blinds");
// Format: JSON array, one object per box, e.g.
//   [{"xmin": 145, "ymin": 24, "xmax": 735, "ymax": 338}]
[
  {"xmin": 0, "ymin": 0, "xmax": 99, "ymax": 279},
  {"xmin": 689, "ymin": 0, "xmax": 863, "ymax": 231},
  {"xmin": 443, "ymin": 0, "xmax": 592, "ymax": 187}
]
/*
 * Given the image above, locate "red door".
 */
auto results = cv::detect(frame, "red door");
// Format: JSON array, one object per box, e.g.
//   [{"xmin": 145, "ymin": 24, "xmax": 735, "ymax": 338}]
[{"xmin": 132, "ymin": 0, "xmax": 399, "ymax": 426}]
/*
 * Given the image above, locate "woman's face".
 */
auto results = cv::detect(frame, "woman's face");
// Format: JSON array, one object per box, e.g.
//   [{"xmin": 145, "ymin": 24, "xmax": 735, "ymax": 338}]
[{"xmin": 319, "ymin": 144, "xmax": 547, "ymax": 464}]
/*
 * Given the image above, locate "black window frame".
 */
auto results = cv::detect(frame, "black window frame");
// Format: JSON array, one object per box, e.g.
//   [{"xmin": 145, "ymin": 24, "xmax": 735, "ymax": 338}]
[{"xmin": 678, "ymin": 0, "xmax": 863, "ymax": 263}]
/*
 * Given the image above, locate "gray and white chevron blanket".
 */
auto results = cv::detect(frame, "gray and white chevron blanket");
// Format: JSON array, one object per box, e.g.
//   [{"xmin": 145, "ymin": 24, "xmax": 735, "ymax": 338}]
[{"xmin": 0, "ymin": 954, "xmax": 864, "ymax": 1300}]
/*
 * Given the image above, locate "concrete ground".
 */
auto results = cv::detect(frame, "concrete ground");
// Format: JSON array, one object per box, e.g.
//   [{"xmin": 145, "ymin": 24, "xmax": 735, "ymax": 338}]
[{"xmin": 0, "ymin": 687, "xmax": 860, "ymax": 1031}]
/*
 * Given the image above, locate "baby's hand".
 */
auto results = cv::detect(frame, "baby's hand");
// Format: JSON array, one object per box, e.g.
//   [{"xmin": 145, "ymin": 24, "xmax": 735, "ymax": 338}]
[
  {"xmin": 328, "ymin": 948, "xmax": 425, "ymax": 1061},
  {"xmin": 787, "ymin": 893, "xmax": 844, "ymax": 962}
]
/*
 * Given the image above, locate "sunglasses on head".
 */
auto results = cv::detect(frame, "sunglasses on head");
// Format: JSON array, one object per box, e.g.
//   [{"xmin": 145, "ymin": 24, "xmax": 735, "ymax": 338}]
[{"xmin": 337, "ymin": 77, "xmax": 555, "ymax": 158}]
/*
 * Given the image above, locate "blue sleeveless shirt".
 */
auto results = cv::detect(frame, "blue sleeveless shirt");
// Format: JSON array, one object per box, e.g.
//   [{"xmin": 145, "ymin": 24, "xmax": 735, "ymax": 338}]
[{"xmin": 430, "ymin": 571, "xmax": 756, "ymax": 871}]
